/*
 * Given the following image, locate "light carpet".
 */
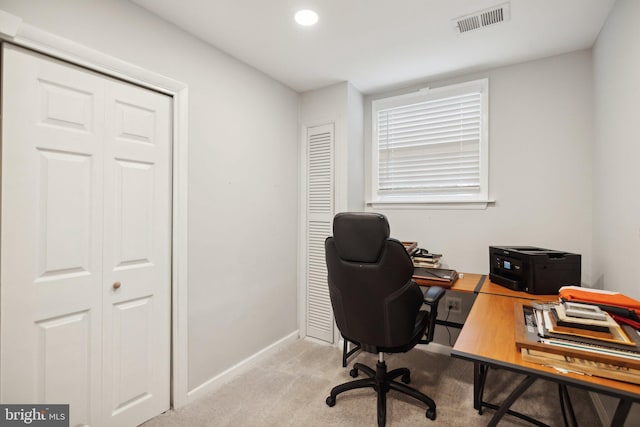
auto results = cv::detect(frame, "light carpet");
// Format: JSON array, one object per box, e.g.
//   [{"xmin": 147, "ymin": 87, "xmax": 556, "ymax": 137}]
[{"xmin": 143, "ymin": 338, "xmax": 602, "ymax": 426}]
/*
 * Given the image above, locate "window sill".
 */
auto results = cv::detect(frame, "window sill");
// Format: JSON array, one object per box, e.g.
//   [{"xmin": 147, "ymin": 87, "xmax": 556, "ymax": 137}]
[{"xmin": 367, "ymin": 199, "xmax": 495, "ymax": 210}]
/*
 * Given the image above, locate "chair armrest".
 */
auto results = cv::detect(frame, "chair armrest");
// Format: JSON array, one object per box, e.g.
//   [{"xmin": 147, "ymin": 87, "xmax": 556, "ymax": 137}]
[
  {"xmin": 422, "ymin": 286, "xmax": 446, "ymax": 305},
  {"xmin": 420, "ymin": 286, "xmax": 446, "ymax": 344}
]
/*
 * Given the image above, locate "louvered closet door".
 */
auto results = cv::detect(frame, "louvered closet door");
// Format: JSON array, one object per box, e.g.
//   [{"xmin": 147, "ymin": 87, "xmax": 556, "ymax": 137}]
[
  {"xmin": 305, "ymin": 124, "xmax": 335, "ymax": 343},
  {"xmin": 0, "ymin": 44, "xmax": 171, "ymax": 427}
]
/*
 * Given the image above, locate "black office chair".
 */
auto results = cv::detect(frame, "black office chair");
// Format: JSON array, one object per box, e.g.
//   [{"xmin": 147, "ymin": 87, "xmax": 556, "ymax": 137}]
[
  {"xmin": 324, "ymin": 212, "xmax": 444, "ymax": 426},
  {"xmin": 341, "ymin": 285, "xmax": 444, "ymax": 367}
]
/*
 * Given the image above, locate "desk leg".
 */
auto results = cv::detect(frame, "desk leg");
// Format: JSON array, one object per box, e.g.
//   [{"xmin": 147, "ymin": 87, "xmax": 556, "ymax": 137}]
[
  {"xmin": 474, "ymin": 365, "xmax": 549, "ymax": 427},
  {"xmin": 486, "ymin": 374, "xmax": 537, "ymax": 427},
  {"xmin": 610, "ymin": 399, "xmax": 631, "ymax": 427},
  {"xmin": 473, "ymin": 363, "xmax": 489, "ymax": 413},
  {"xmin": 558, "ymin": 384, "xmax": 577, "ymax": 427}
]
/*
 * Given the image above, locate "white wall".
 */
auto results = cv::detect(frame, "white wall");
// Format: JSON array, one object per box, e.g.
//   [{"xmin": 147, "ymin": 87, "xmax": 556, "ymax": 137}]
[
  {"xmin": 365, "ymin": 50, "xmax": 594, "ymax": 285},
  {"xmin": 299, "ymin": 82, "xmax": 365, "ymax": 213},
  {"xmin": 347, "ymin": 84, "xmax": 365, "ymax": 211},
  {"xmin": 593, "ymin": 0, "xmax": 640, "ymax": 299},
  {"xmin": 592, "ymin": 0, "xmax": 640, "ymax": 424},
  {"xmin": 297, "ymin": 82, "xmax": 364, "ymax": 339},
  {"xmin": 0, "ymin": 0, "xmax": 299, "ymax": 395}
]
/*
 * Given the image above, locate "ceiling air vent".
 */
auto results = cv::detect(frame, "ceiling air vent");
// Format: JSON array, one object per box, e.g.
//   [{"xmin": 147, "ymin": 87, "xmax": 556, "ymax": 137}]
[{"xmin": 453, "ymin": 2, "xmax": 511, "ymax": 34}]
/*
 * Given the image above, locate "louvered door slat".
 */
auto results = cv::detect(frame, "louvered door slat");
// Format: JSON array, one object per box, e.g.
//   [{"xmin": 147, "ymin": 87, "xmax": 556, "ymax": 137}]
[{"xmin": 305, "ymin": 124, "xmax": 334, "ymax": 343}]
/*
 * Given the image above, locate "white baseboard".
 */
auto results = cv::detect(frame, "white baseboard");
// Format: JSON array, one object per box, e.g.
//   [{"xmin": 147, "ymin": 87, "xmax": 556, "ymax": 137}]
[
  {"xmin": 186, "ymin": 330, "xmax": 299, "ymax": 403},
  {"xmin": 306, "ymin": 335, "xmax": 339, "ymax": 347}
]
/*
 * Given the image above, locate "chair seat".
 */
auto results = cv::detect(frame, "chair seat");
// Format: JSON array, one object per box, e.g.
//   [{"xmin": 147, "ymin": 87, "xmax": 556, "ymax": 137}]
[
  {"xmin": 342, "ymin": 311, "xmax": 429, "ymax": 355},
  {"xmin": 341, "ymin": 286, "xmax": 446, "ymax": 366},
  {"xmin": 378, "ymin": 310, "xmax": 429, "ymax": 353}
]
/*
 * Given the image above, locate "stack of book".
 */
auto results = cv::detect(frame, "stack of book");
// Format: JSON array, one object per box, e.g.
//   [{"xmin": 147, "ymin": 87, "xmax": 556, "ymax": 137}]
[
  {"xmin": 412, "ymin": 249, "xmax": 442, "ymax": 268},
  {"xmin": 515, "ymin": 301, "xmax": 640, "ymax": 384}
]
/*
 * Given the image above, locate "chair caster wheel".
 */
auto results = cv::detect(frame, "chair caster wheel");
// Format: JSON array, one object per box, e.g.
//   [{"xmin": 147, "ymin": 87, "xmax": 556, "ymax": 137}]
[
  {"xmin": 326, "ymin": 396, "xmax": 336, "ymax": 407},
  {"xmin": 401, "ymin": 373, "xmax": 410, "ymax": 384},
  {"xmin": 426, "ymin": 408, "xmax": 436, "ymax": 420},
  {"xmin": 349, "ymin": 368, "xmax": 358, "ymax": 378}
]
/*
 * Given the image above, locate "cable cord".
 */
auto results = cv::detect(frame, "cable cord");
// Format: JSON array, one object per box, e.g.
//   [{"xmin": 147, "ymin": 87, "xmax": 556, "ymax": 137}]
[{"xmin": 444, "ymin": 306, "xmax": 453, "ymax": 346}]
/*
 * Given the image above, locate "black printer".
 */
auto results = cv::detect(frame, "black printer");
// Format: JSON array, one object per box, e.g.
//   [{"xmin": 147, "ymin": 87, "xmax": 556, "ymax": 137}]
[{"xmin": 489, "ymin": 246, "xmax": 581, "ymax": 295}]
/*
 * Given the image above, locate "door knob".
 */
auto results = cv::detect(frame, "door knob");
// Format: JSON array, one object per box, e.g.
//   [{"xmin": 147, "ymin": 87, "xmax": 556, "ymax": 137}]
[{"xmin": 113, "ymin": 281, "xmax": 121, "ymax": 290}]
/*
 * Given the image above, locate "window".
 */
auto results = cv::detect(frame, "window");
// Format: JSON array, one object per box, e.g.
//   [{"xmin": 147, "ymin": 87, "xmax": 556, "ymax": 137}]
[{"xmin": 370, "ymin": 79, "xmax": 489, "ymax": 206}]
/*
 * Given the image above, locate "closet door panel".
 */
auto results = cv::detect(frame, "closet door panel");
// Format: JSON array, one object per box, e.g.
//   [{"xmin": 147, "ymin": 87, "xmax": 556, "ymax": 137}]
[
  {"xmin": 113, "ymin": 159, "xmax": 154, "ymax": 266},
  {"xmin": 102, "ymin": 79, "xmax": 171, "ymax": 427},
  {"xmin": 36, "ymin": 311, "xmax": 92, "ymax": 423},
  {"xmin": 37, "ymin": 149, "xmax": 93, "ymax": 277},
  {"xmin": 0, "ymin": 45, "xmax": 104, "ymax": 427}
]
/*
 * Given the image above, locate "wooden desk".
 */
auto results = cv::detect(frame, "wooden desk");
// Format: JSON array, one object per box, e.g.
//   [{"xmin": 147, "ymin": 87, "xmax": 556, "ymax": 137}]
[
  {"xmin": 476, "ymin": 278, "xmax": 557, "ymax": 299},
  {"xmin": 421, "ymin": 273, "xmax": 557, "ymax": 331},
  {"xmin": 449, "ymin": 272, "xmax": 485, "ymax": 293},
  {"xmin": 424, "ymin": 271, "xmax": 559, "ymax": 299},
  {"xmin": 452, "ymin": 293, "xmax": 640, "ymax": 426}
]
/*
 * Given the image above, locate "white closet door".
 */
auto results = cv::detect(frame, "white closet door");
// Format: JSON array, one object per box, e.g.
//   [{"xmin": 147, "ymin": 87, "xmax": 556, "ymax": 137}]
[
  {"xmin": 101, "ymin": 77, "xmax": 171, "ymax": 426},
  {"xmin": 305, "ymin": 124, "xmax": 335, "ymax": 343},
  {"xmin": 0, "ymin": 44, "xmax": 171, "ymax": 427},
  {"xmin": 0, "ymin": 44, "xmax": 105, "ymax": 426}
]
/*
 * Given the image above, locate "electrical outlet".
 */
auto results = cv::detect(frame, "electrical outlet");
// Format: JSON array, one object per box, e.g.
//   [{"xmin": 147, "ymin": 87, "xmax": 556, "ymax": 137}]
[{"xmin": 445, "ymin": 296, "xmax": 462, "ymax": 313}]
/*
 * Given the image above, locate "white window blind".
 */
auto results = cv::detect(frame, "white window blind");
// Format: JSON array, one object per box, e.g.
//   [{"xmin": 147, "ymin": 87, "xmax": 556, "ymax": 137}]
[{"xmin": 371, "ymin": 79, "xmax": 489, "ymax": 205}]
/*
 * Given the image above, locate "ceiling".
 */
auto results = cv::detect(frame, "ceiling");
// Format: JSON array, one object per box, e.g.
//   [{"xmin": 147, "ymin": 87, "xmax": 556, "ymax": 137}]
[{"xmin": 130, "ymin": 0, "xmax": 616, "ymax": 94}]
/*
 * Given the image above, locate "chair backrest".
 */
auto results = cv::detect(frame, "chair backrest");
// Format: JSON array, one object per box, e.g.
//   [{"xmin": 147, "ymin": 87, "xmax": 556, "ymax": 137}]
[{"xmin": 325, "ymin": 212, "xmax": 424, "ymax": 351}]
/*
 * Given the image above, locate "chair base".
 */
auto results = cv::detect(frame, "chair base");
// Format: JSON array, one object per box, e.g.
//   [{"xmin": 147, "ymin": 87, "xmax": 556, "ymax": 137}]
[{"xmin": 326, "ymin": 359, "xmax": 436, "ymax": 427}]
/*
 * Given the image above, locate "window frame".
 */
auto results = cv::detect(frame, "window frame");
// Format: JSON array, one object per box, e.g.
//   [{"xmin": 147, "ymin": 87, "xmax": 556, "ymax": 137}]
[{"xmin": 369, "ymin": 78, "xmax": 490, "ymax": 209}]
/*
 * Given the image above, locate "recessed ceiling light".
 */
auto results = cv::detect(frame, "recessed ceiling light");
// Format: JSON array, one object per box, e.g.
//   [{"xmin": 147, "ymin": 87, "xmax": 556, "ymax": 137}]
[{"xmin": 295, "ymin": 9, "xmax": 319, "ymax": 26}]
